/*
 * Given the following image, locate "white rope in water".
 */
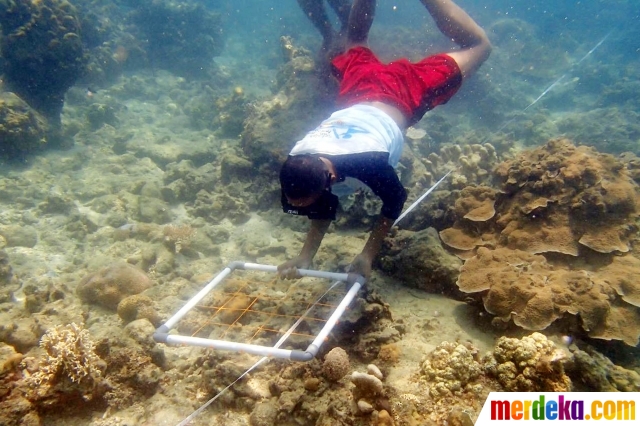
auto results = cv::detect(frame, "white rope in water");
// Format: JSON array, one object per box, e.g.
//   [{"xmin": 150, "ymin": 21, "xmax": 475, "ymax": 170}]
[
  {"xmin": 393, "ymin": 170, "xmax": 452, "ymax": 227},
  {"xmin": 498, "ymin": 31, "xmax": 612, "ymax": 132},
  {"xmin": 175, "ymin": 280, "xmax": 344, "ymax": 426}
]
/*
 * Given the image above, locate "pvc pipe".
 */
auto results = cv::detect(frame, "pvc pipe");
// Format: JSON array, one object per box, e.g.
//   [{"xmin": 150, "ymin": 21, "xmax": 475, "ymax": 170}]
[
  {"xmin": 172, "ymin": 270, "xmax": 363, "ymax": 425},
  {"xmin": 241, "ymin": 262, "xmax": 351, "ymax": 282},
  {"xmin": 161, "ymin": 266, "xmax": 233, "ymax": 330},
  {"xmin": 307, "ymin": 278, "xmax": 363, "ymax": 355},
  {"xmin": 163, "ymin": 334, "xmax": 297, "ymax": 358}
]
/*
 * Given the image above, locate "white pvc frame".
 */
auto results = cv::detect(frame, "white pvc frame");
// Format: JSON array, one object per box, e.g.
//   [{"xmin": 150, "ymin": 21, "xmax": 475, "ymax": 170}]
[{"xmin": 153, "ymin": 261, "xmax": 365, "ymax": 361}]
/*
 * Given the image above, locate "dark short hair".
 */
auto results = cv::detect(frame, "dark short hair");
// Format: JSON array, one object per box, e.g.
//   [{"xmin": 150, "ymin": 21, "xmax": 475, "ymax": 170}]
[{"xmin": 280, "ymin": 155, "xmax": 327, "ymax": 199}]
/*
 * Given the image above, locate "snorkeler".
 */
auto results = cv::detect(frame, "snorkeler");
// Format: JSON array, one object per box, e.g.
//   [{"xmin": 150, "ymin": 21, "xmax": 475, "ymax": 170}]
[{"xmin": 279, "ymin": 0, "xmax": 491, "ymax": 279}]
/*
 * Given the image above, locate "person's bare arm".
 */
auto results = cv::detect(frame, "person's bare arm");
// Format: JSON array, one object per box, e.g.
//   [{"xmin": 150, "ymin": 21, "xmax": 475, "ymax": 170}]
[
  {"xmin": 278, "ymin": 219, "xmax": 331, "ymax": 278},
  {"xmin": 420, "ymin": 0, "xmax": 491, "ymax": 78},
  {"xmin": 348, "ymin": 215, "xmax": 393, "ymax": 278}
]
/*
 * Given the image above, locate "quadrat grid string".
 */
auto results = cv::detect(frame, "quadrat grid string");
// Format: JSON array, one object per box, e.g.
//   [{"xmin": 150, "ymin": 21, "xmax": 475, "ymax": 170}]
[{"xmin": 177, "ymin": 270, "xmax": 348, "ymax": 351}]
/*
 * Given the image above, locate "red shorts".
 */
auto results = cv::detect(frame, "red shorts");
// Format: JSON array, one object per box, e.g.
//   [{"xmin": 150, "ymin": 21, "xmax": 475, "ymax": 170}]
[{"xmin": 331, "ymin": 47, "xmax": 462, "ymax": 125}]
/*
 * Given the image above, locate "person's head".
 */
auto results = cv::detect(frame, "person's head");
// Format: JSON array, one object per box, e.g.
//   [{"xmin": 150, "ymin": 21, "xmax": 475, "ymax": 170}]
[{"xmin": 280, "ymin": 155, "xmax": 330, "ymax": 207}]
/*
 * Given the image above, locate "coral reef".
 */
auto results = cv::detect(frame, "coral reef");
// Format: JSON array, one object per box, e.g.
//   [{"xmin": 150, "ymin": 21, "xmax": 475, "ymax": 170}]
[
  {"xmin": 0, "ymin": 92, "xmax": 49, "ymax": 158},
  {"xmin": 85, "ymin": 103, "xmax": 119, "ymax": 130},
  {"xmin": 350, "ymin": 364, "xmax": 392, "ymax": 421},
  {"xmin": 0, "ymin": 248, "xmax": 14, "ymax": 288},
  {"xmin": 0, "ymin": 0, "xmax": 87, "ymax": 121},
  {"xmin": 190, "ymin": 189, "xmax": 251, "ymax": 225},
  {"xmin": 420, "ymin": 341, "xmax": 482, "ymax": 399},
  {"xmin": 457, "ymin": 248, "xmax": 640, "ymax": 345},
  {"xmin": 556, "ymin": 108, "xmax": 640, "ymax": 156},
  {"xmin": 495, "ymin": 139, "xmax": 638, "ymax": 255},
  {"xmin": 160, "ymin": 155, "xmax": 256, "ymax": 223},
  {"xmin": 241, "ymin": 36, "xmax": 333, "ymax": 169},
  {"xmin": 441, "ymin": 139, "xmax": 639, "ymax": 257},
  {"xmin": 483, "ymin": 333, "xmax": 571, "ymax": 392},
  {"xmin": 378, "ymin": 227, "xmax": 462, "ymax": 294},
  {"xmin": 441, "ymin": 139, "xmax": 640, "ymax": 344},
  {"xmin": 76, "ymin": 262, "xmax": 153, "ymax": 310},
  {"xmin": 423, "ymin": 143, "xmax": 499, "ymax": 189},
  {"xmin": 117, "ymin": 294, "xmax": 162, "ymax": 326},
  {"xmin": 411, "ymin": 342, "xmax": 487, "ymax": 425},
  {"xmin": 390, "ymin": 140, "xmax": 506, "ymax": 233},
  {"xmin": 0, "ymin": 324, "xmax": 105, "ymax": 426},
  {"xmin": 73, "ymin": 0, "xmax": 145, "ymax": 86},
  {"xmin": 413, "ymin": 333, "xmax": 572, "ymax": 424},
  {"xmin": 2, "ymin": 322, "xmax": 163, "ymax": 424},
  {"xmin": 183, "ymin": 86, "xmax": 249, "ymax": 137},
  {"xmin": 567, "ymin": 345, "xmax": 640, "ymax": 392},
  {"xmin": 351, "ymin": 370, "xmax": 384, "ymax": 398},
  {"xmin": 162, "ymin": 224, "xmax": 196, "ymax": 254},
  {"xmin": 333, "ymin": 291, "xmax": 397, "ymax": 362},
  {"xmin": 161, "ymin": 160, "xmax": 218, "ymax": 203},
  {"xmin": 98, "ymin": 344, "xmax": 162, "ymax": 410}
]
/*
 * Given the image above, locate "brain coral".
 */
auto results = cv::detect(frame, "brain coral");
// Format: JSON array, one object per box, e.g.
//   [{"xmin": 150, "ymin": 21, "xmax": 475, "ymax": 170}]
[
  {"xmin": 77, "ymin": 262, "xmax": 152, "ymax": 310},
  {"xmin": 483, "ymin": 333, "xmax": 571, "ymax": 392}
]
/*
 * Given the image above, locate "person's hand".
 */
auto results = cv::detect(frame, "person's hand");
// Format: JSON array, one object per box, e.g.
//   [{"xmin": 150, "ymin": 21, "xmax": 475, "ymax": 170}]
[
  {"xmin": 277, "ymin": 256, "xmax": 312, "ymax": 280},
  {"xmin": 347, "ymin": 253, "xmax": 373, "ymax": 279}
]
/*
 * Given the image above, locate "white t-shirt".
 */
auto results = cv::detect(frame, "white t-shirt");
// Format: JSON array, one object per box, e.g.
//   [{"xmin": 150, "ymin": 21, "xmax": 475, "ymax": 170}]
[{"xmin": 289, "ymin": 104, "xmax": 404, "ymax": 167}]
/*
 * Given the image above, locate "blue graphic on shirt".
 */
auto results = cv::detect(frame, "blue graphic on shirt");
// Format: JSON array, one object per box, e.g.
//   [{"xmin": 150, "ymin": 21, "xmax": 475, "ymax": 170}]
[{"xmin": 331, "ymin": 124, "xmax": 368, "ymax": 139}]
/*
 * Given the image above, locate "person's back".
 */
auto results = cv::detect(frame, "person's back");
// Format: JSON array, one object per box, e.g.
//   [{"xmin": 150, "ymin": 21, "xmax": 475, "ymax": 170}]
[{"xmin": 279, "ymin": 0, "xmax": 492, "ymax": 279}]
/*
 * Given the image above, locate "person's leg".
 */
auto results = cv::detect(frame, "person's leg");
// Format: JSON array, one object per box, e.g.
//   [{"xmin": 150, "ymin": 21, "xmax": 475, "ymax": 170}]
[
  {"xmin": 419, "ymin": 0, "xmax": 491, "ymax": 78},
  {"xmin": 346, "ymin": 0, "xmax": 376, "ymax": 47},
  {"xmin": 297, "ymin": 0, "xmax": 335, "ymax": 45},
  {"xmin": 326, "ymin": 0, "xmax": 352, "ymax": 34}
]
